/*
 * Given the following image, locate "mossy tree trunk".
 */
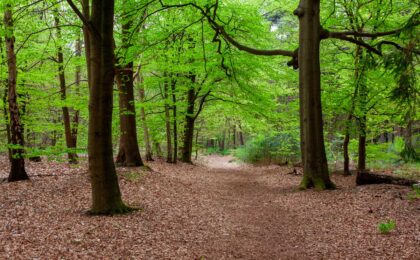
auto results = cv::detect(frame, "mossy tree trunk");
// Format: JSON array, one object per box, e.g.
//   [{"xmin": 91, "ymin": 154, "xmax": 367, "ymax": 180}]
[{"xmin": 295, "ymin": 0, "xmax": 335, "ymax": 190}]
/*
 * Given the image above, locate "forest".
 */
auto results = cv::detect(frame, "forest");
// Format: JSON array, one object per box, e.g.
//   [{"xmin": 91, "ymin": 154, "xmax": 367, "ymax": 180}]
[{"xmin": 0, "ymin": 0, "xmax": 419, "ymax": 258}]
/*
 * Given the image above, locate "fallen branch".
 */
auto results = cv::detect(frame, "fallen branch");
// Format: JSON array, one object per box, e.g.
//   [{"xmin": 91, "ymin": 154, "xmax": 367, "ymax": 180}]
[{"xmin": 356, "ymin": 171, "xmax": 419, "ymax": 186}]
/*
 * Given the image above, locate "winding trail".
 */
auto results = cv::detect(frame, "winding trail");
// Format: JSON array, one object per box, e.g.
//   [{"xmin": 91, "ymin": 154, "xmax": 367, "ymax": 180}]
[{"xmin": 0, "ymin": 155, "xmax": 418, "ymax": 259}]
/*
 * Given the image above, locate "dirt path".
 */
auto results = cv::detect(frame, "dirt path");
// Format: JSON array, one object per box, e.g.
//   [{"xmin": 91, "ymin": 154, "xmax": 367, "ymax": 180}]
[{"xmin": 0, "ymin": 155, "xmax": 419, "ymax": 259}]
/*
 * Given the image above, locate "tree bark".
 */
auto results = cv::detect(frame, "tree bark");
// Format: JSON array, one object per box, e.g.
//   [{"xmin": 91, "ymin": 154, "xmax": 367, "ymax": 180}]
[
  {"xmin": 163, "ymin": 78, "xmax": 173, "ymax": 163},
  {"xmin": 181, "ymin": 85, "xmax": 196, "ymax": 163},
  {"xmin": 171, "ymin": 78, "xmax": 178, "ymax": 163},
  {"xmin": 115, "ymin": 0, "xmax": 143, "ymax": 167},
  {"xmin": 54, "ymin": 8, "xmax": 78, "ymax": 164},
  {"xmin": 295, "ymin": 0, "xmax": 335, "ymax": 190},
  {"xmin": 138, "ymin": 75, "xmax": 153, "ymax": 161},
  {"xmin": 115, "ymin": 65, "xmax": 143, "ymax": 167},
  {"xmin": 2, "ymin": 86, "xmax": 11, "ymax": 160},
  {"xmin": 84, "ymin": 0, "xmax": 130, "ymax": 214},
  {"xmin": 238, "ymin": 123, "xmax": 245, "ymax": 146},
  {"xmin": 72, "ymin": 33, "xmax": 82, "ymax": 149},
  {"xmin": 4, "ymin": 4, "xmax": 29, "ymax": 182},
  {"xmin": 343, "ymin": 124, "xmax": 351, "ymax": 175}
]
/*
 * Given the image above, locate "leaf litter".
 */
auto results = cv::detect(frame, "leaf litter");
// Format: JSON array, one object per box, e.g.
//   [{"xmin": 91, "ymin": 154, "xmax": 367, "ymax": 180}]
[{"xmin": 0, "ymin": 155, "xmax": 419, "ymax": 259}]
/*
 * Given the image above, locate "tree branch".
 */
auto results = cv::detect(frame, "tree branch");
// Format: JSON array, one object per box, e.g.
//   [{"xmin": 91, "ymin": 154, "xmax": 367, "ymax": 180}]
[{"xmin": 65, "ymin": 0, "xmax": 98, "ymax": 37}]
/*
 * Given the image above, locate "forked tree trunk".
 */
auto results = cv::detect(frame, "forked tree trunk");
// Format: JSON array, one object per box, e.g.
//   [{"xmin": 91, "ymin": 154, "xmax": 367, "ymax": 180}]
[
  {"xmin": 139, "ymin": 77, "xmax": 153, "ymax": 161},
  {"xmin": 181, "ymin": 86, "xmax": 196, "ymax": 163},
  {"xmin": 84, "ymin": 0, "xmax": 130, "ymax": 214},
  {"xmin": 4, "ymin": 4, "xmax": 29, "ymax": 182},
  {"xmin": 295, "ymin": 0, "xmax": 335, "ymax": 190},
  {"xmin": 54, "ymin": 9, "xmax": 78, "ymax": 164}
]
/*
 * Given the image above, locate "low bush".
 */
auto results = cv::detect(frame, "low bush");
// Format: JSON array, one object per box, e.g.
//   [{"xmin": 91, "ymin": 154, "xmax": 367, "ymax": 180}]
[{"xmin": 235, "ymin": 133, "xmax": 300, "ymax": 164}]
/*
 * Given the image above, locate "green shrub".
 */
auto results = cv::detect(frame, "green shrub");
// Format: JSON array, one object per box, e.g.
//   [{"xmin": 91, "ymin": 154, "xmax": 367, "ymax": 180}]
[
  {"xmin": 235, "ymin": 133, "xmax": 300, "ymax": 164},
  {"xmin": 377, "ymin": 219, "xmax": 396, "ymax": 234},
  {"xmin": 205, "ymin": 147, "xmax": 230, "ymax": 156}
]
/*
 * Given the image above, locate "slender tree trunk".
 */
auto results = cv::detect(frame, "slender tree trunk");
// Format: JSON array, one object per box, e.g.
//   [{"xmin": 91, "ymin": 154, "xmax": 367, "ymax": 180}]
[
  {"xmin": 163, "ymin": 78, "xmax": 173, "ymax": 163},
  {"xmin": 2, "ymin": 86, "xmax": 11, "ymax": 159},
  {"xmin": 195, "ymin": 125, "xmax": 200, "ymax": 160},
  {"xmin": 83, "ymin": 0, "xmax": 130, "ymax": 214},
  {"xmin": 4, "ymin": 4, "xmax": 29, "ymax": 182},
  {"xmin": 171, "ymin": 78, "xmax": 178, "ymax": 163},
  {"xmin": 54, "ymin": 9, "xmax": 77, "ymax": 164},
  {"xmin": 181, "ymin": 86, "xmax": 196, "ymax": 163},
  {"xmin": 153, "ymin": 141, "xmax": 163, "ymax": 158},
  {"xmin": 356, "ymin": 51, "xmax": 368, "ymax": 174},
  {"xmin": 357, "ymin": 117, "xmax": 367, "ymax": 171},
  {"xmin": 82, "ymin": 0, "xmax": 92, "ymax": 89},
  {"xmin": 295, "ymin": 0, "xmax": 334, "ymax": 190},
  {"xmin": 72, "ymin": 33, "xmax": 82, "ymax": 148},
  {"xmin": 138, "ymin": 75, "xmax": 153, "ymax": 161},
  {"xmin": 342, "ymin": 115, "xmax": 352, "ymax": 175},
  {"xmin": 239, "ymin": 123, "xmax": 245, "ymax": 146},
  {"xmin": 232, "ymin": 124, "xmax": 236, "ymax": 149}
]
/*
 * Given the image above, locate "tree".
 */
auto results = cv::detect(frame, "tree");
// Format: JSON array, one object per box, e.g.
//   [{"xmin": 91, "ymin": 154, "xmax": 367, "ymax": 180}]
[
  {"xmin": 53, "ymin": 5, "xmax": 78, "ymax": 164},
  {"xmin": 4, "ymin": 3, "xmax": 29, "ymax": 182},
  {"xmin": 66, "ymin": 0, "xmax": 132, "ymax": 214},
  {"xmin": 115, "ymin": 0, "xmax": 144, "ymax": 167}
]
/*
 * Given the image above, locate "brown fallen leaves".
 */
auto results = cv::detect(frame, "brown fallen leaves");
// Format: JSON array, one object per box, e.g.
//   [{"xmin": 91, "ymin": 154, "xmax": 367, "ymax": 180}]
[{"xmin": 0, "ymin": 155, "xmax": 419, "ymax": 259}]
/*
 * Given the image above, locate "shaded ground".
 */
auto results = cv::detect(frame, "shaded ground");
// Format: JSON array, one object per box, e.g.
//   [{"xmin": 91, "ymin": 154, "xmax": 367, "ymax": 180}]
[{"xmin": 0, "ymin": 155, "xmax": 419, "ymax": 259}]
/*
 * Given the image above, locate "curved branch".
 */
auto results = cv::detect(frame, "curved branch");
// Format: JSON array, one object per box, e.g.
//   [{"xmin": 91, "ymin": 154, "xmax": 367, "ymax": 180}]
[
  {"xmin": 158, "ymin": 0, "xmax": 294, "ymax": 57},
  {"xmin": 328, "ymin": 21, "xmax": 420, "ymax": 38}
]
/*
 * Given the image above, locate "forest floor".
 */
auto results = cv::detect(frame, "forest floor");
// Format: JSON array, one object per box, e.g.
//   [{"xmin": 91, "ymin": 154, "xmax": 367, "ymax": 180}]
[{"xmin": 0, "ymin": 155, "xmax": 419, "ymax": 259}]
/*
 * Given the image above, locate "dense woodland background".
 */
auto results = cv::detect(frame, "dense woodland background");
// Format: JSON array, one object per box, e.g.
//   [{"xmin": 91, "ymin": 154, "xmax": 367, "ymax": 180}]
[
  {"xmin": 0, "ymin": 0, "xmax": 419, "ymax": 258},
  {"xmin": 0, "ymin": 0, "xmax": 419, "ymax": 210}
]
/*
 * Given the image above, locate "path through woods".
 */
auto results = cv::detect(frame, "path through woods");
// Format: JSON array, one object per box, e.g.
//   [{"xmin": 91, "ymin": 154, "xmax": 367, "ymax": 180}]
[{"xmin": 0, "ymin": 155, "xmax": 419, "ymax": 259}]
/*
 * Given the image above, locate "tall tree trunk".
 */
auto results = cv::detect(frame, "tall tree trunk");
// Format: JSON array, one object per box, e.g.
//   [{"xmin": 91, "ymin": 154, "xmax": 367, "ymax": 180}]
[
  {"xmin": 238, "ymin": 123, "xmax": 245, "ymax": 146},
  {"xmin": 153, "ymin": 140, "xmax": 163, "ymax": 158},
  {"xmin": 72, "ymin": 33, "xmax": 81, "ymax": 148},
  {"xmin": 164, "ymin": 78, "xmax": 173, "ymax": 163},
  {"xmin": 138, "ymin": 75, "xmax": 153, "ymax": 161},
  {"xmin": 171, "ymin": 78, "xmax": 178, "ymax": 163},
  {"xmin": 356, "ymin": 50, "xmax": 368, "ymax": 174},
  {"xmin": 82, "ymin": 0, "xmax": 130, "ymax": 214},
  {"xmin": 2, "ymin": 86, "xmax": 11, "ymax": 159},
  {"xmin": 181, "ymin": 85, "xmax": 196, "ymax": 163},
  {"xmin": 232, "ymin": 124, "xmax": 237, "ymax": 149},
  {"xmin": 115, "ymin": 65, "xmax": 143, "ymax": 166},
  {"xmin": 342, "ymin": 115, "xmax": 352, "ymax": 175},
  {"xmin": 295, "ymin": 0, "xmax": 335, "ymax": 190},
  {"xmin": 81, "ymin": 0, "xmax": 92, "ymax": 89},
  {"xmin": 4, "ymin": 4, "xmax": 29, "ymax": 182},
  {"xmin": 401, "ymin": 108, "xmax": 417, "ymax": 161},
  {"xmin": 357, "ymin": 116, "xmax": 367, "ymax": 171},
  {"xmin": 115, "ymin": 1, "xmax": 143, "ymax": 167},
  {"xmin": 54, "ymin": 8, "xmax": 77, "ymax": 164}
]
